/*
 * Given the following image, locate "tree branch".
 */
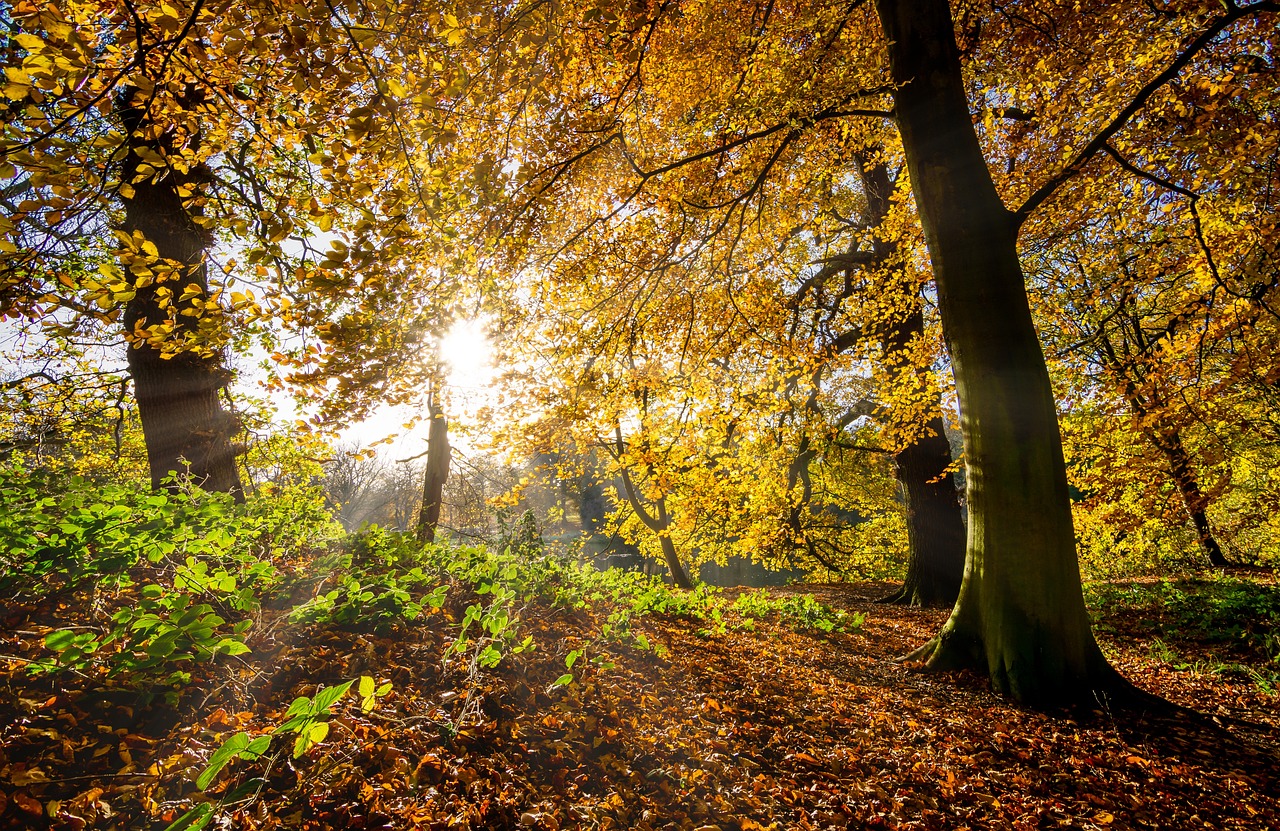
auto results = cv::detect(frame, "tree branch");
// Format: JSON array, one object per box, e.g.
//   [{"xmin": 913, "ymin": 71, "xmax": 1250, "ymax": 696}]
[{"xmin": 1012, "ymin": 1, "xmax": 1278, "ymax": 226}]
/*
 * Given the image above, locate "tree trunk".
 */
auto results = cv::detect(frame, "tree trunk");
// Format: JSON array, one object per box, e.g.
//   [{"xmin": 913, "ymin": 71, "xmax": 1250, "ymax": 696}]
[
  {"xmin": 1102, "ymin": 332, "xmax": 1230, "ymax": 568},
  {"xmin": 883, "ymin": 414, "xmax": 967, "ymax": 605},
  {"xmin": 117, "ymin": 89, "xmax": 243, "ymax": 496},
  {"xmin": 416, "ymin": 404, "xmax": 451, "ymax": 543},
  {"xmin": 856, "ymin": 160, "xmax": 966, "ymax": 607},
  {"xmin": 875, "ymin": 0, "xmax": 1120, "ymax": 704},
  {"xmin": 1145, "ymin": 426, "xmax": 1230, "ymax": 567},
  {"xmin": 653, "ymin": 497, "xmax": 694, "ymax": 589},
  {"xmin": 618, "ymin": 465, "xmax": 694, "ymax": 589}
]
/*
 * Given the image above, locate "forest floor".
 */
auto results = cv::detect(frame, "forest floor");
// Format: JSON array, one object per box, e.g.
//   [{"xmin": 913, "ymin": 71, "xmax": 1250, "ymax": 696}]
[{"xmin": 3, "ymin": 576, "xmax": 1279, "ymax": 831}]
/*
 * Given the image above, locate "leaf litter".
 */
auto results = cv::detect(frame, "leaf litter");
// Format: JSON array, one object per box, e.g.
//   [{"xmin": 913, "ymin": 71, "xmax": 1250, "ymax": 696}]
[{"xmin": 2, "ymin": 580, "xmax": 1277, "ymax": 830}]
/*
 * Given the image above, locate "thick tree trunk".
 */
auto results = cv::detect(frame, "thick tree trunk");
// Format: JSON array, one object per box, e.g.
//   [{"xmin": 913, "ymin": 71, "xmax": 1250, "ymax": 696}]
[
  {"xmin": 875, "ymin": 0, "xmax": 1119, "ymax": 704},
  {"xmin": 857, "ymin": 161, "xmax": 966, "ymax": 607},
  {"xmin": 416, "ymin": 404, "xmax": 451, "ymax": 543},
  {"xmin": 883, "ymin": 413, "xmax": 966, "ymax": 606},
  {"xmin": 118, "ymin": 90, "xmax": 243, "ymax": 496}
]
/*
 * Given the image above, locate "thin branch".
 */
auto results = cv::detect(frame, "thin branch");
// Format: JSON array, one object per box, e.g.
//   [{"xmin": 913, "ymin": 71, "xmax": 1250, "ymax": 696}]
[{"xmin": 1012, "ymin": 1, "xmax": 1278, "ymax": 225}]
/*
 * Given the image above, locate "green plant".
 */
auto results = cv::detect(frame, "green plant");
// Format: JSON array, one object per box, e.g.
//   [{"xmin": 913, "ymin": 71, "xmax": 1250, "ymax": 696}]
[
  {"xmin": 7, "ymin": 469, "xmax": 340, "ymax": 692},
  {"xmin": 165, "ymin": 676, "xmax": 392, "ymax": 831},
  {"xmin": 731, "ymin": 589, "xmax": 866, "ymax": 634},
  {"xmin": 38, "ymin": 586, "xmax": 253, "ymax": 687}
]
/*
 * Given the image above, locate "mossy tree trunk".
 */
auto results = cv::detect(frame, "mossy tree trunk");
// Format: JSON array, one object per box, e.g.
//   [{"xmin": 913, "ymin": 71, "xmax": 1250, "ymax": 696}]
[{"xmin": 874, "ymin": 0, "xmax": 1120, "ymax": 704}]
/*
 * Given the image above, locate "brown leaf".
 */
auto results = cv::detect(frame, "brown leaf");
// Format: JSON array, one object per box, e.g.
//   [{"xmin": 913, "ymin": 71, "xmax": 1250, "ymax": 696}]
[{"xmin": 13, "ymin": 791, "xmax": 42, "ymax": 817}]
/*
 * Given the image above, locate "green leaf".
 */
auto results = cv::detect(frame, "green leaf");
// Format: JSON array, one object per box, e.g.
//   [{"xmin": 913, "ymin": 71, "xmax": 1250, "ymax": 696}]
[
  {"xmin": 552, "ymin": 673, "xmax": 573, "ymax": 687},
  {"xmin": 164, "ymin": 803, "xmax": 213, "ymax": 831},
  {"xmin": 312, "ymin": 680, "xmax": 353, "ymax": 713},
  {"xmin": 308, "ymin": 721, "xmax": 329, "ymax": 743},
  {"xmin": 242, "ymin": 735, "xmax": 272, "ymax": 760},
  {"xmin": 283, "ymin": 696, "xmax": 312, "ymax": 718},
  {"xmin": 217, "ymin": 639, "xmax": 251, "ymax": 656},
  {"xmin": 44, "ymin": 630, "xmax": 80, "ymax": 652},
  {"xmin": 358, "ymin": 675, "xmax": 374, "ymax": 699},
  {"xmin": 293, "ymin": 720, "xmax": 330, "ymax": 758},
  {"xmin": 197, "ymin": 732, "xmax": 250, "ymax": 790}
]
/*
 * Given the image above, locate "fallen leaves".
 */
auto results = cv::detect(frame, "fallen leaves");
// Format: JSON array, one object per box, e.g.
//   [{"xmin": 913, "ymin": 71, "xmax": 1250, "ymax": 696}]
[{"xmin": 1, "ymin": 580, "xmax": 1278, "ymax": 829}]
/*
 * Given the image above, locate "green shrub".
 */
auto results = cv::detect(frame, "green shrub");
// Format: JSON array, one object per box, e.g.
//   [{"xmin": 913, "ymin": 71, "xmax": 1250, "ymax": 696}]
[
  {"xmin": 731, "ymin": 589, "xmax": 865, "ymax": 633},
  {"xmin": 4, "ymin": 467, "xmax": 338, "ymax": 689}
]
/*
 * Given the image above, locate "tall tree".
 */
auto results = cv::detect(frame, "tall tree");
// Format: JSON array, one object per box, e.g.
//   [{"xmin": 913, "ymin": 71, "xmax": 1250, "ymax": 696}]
[
  {"xmin": 116, "ymin": 84, "xmax": 242, "ymax": 493},
  {"xmin": 878, "ymin": 0, "xmax": 1278, "ymax": 700},
  {"xmin": 852, "ymin": 156, "xmax": 965, "ymax": 606},
  {"xmin": 873, "ymin": 0, "xmax": 1116, "ymax": 702},
  {"xmin": 416, "ymin": 400, "xmax": 452, "ymax": 543}
]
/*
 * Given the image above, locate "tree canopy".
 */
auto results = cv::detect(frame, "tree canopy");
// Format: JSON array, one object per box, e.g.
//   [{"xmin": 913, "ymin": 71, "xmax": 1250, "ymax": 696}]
[{"xmin": 3, "ymin": 0, "xmax": 1279, "ymax": 706}]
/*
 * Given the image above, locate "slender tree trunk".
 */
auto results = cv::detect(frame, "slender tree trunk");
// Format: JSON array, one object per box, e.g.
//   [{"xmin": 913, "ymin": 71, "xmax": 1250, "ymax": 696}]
[
  {"xmin": 117, "ymin": 89, "xmax": 243, "ymax": 496},
  {"xmin": 618, "ymin": 466, "xmax": 694, "ymax": 589},
  {"xmin": 1145, "ymin": 426, "xmax": 1230, "ymax": 567},
  {"xmin": 1100, "ymin": 332, "xmax": 1230, "ymax": 568},
  {"xmin": 653, "ymin": 497, "xmax": 694, "ymax": 589},
  {"xmin": 416, "ymin": 404, "xmax": 451, "ymax": 543},
  {"xmin": 875, "ymin": 0, "xmax": 1120, "ymax": 704},
  {"xmin": 856, "ymin": 160, "xmax": 966, "ymax": 607}
]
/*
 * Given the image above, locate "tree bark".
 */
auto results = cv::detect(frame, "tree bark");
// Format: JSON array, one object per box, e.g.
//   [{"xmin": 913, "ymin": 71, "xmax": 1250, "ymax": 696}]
[
  {"xmin": 883, "ymin": 415, "xmax": 966, "ymax": 605},
  {"xmin": 875, "ymin": 0, "xmax": 1120, "ymax": 704},
  {"xmin": 653, "ymin": 497, "xmax": 694, "ymax": 589},
  {"xmin": 1145, "ymin": 425, "xmax": 1230, "ymax": 567},
  {"xmin": 618, "ymin": 465, "xmax": 694, "ymax": 589},
  {"xmin": 416, "ymin": 404, "xmax": 451, "ymax": 543},
  {"xmin": 856, "ymin": 160, "xmax": 966, "ymax": 607},
  {"xmin": 117, "ymin": 89, "xmax": 243, "ymax": 496}
]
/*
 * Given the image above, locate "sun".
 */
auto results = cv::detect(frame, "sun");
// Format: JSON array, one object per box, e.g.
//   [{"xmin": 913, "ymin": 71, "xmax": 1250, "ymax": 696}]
[{"xmin": 438, "ymin": 318, "xmax": 493, "ymax": 393}]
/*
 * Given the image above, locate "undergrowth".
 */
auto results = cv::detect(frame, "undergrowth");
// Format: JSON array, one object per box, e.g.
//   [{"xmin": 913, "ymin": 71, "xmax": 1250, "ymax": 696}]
[
  {"xmin": 0, "ymin": 467, "xmax": 862, "ymax": 829},
  {"xmin": 1087, "ymin": 576, "xmax": 1280, "ymax": 693}
]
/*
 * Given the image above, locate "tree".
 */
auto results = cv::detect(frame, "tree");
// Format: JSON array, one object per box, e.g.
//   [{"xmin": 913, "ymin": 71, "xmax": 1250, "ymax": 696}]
[
  {"xmin": 116, "ymin": 83, "xmax": 244, "ymax": 494},
  {"xmin": 1030, "ymin": 215, "xmax": 1236, "ymax": 568},
  {"xmin": 879, "ymin": 0, "xmax": 1279, "ymax": 701},
  {"xmin": 1004, "ymin": 0, "xmax": 1280, "ymax": 574},
  {"xmin": 2, "ymin": 0, "xmax": 468, "ymax": 492},
  {"xmin": 847, "ymin": 155, "xmax": 964, "ymax": 606},
  {"xmin": 452, "ymin": 0, "xmax": 1275, "ymax": 702},
  {"xmin": 463, "ymin": 14, "xmax": 961, "ymax": 594},
  {"xmin": 873, "ymin": 0, "xmax": 1116, "ymax": 702},
  {"xmin": 415, "ymin": 399, "xmax": 452, "ymax": 543}
]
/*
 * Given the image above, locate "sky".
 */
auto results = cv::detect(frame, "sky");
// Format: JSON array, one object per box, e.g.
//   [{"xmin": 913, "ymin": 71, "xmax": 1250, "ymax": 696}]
[{"xmin": 336, "ymin": 317, "xmax": 496, "ymax": 458}]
